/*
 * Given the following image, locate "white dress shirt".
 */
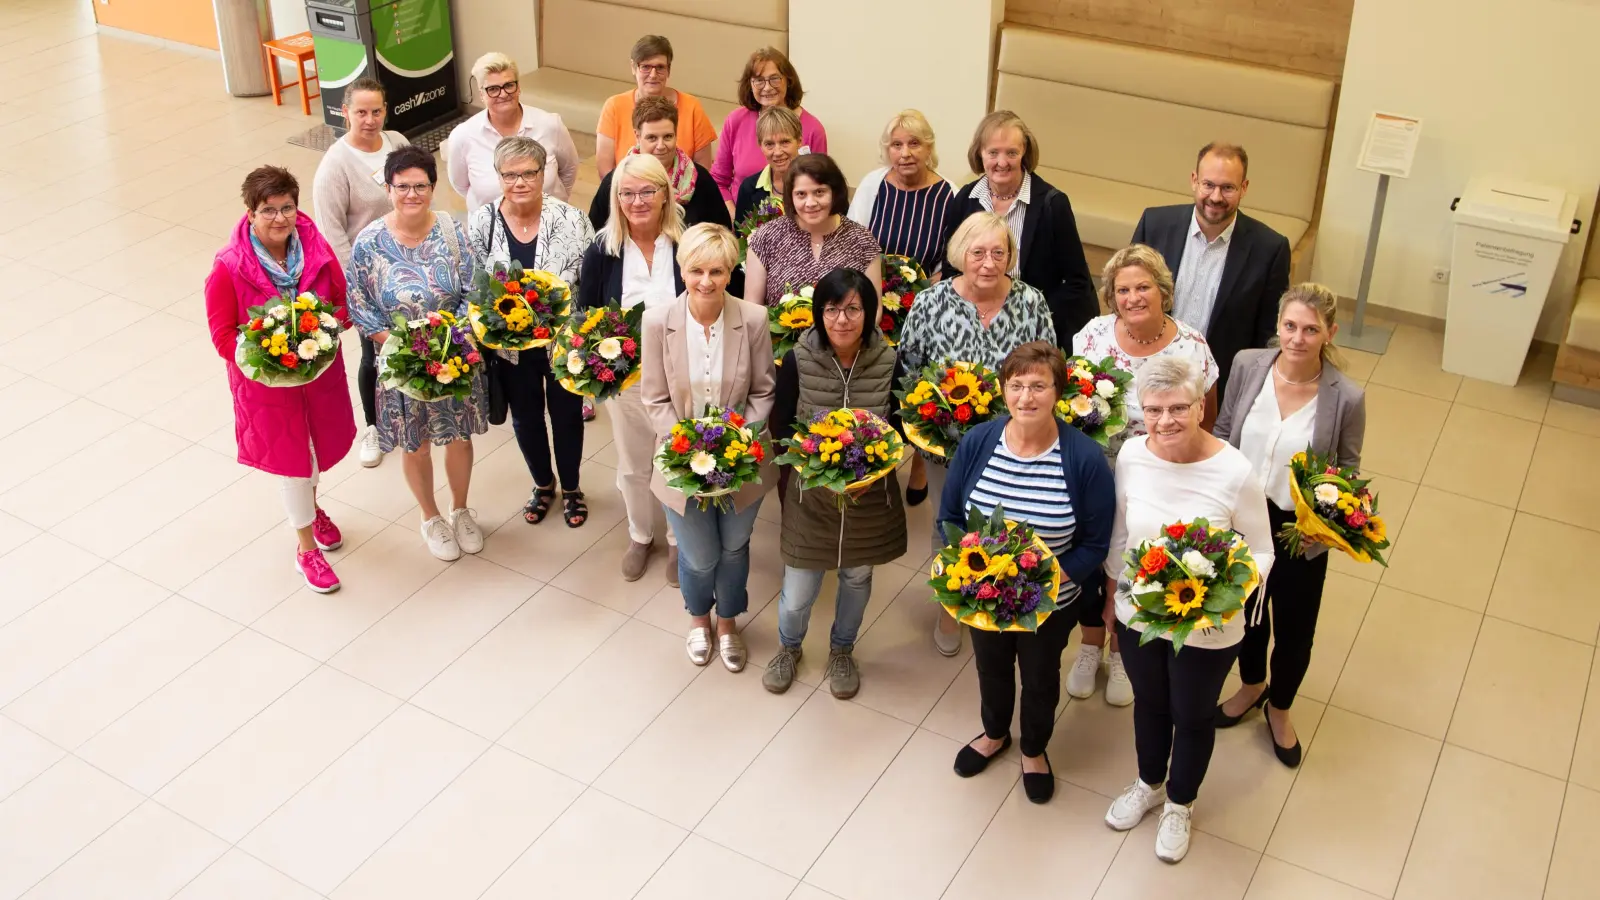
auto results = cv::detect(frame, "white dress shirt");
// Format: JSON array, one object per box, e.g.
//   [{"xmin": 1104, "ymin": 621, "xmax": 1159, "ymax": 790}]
[
  {"xmin": 621, "ymin": 233, "xmax": 678, "ymax": 311},
  {"xmin": 972, "ymin": 172, "xmax": 1032, "ymax": 279},
  {"xmin": 685, "ymin": 308, "xmax": 725, "ymax": 417},
  {"xmin": 1171, "ymin": 209, "xmax": 1236, "ymax": 335},
  {"xmin": 446, "ymin": 104, "xmax": 580, "ymax": 211},
  {"xmin": 1238, "ymin": 373, "xmax": 1318, "ymax": 510}
]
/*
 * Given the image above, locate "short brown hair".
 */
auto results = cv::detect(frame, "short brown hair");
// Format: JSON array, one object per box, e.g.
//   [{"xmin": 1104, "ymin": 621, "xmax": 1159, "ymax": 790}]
[
  {"xmin": 631, "ymin": 34, "xmax": 673, "ymax": 66},
  {"xmin": 737, "ymin": 47, "xmax": 803, "ymax": 111},
  {"xmin": 632, "ymin": 95, "xmax": 678, "ymax": 131},
  {"xmin": 241, "ymin": 165, "xmax": 299, "ymax": 210},
  {"xmin": 786, "ymin": 154, "xmax": 849, "ymax": 218},
  {"xmin": 1197, "ymin": 142, "xmax": 1249, "ymax": 179},
  {"xmin": 1000, "ymin": 341, "xmax": 1071, "ymax": 402},
  {"xmin": 967, "ymin": 110, "xmax": 1039, "ymax": 175},
  {"xmin": 344, "ymin": 76, "xmax": 385, "ymax": 103}
]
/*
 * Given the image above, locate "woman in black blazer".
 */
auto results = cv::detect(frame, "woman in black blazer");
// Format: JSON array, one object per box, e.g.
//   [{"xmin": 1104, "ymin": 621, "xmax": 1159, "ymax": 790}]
[
  {"xmin": 587, "ymin": 95, "xmax": 730, "ymax": 235},
  {"xmin": 941, "ymin": 111, "xmax": 1098, "ymax": 348}
]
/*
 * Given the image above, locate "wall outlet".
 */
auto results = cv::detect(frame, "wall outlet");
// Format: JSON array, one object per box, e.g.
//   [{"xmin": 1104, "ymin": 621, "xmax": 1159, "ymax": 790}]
[{"xmin": 1431, "ymin": 267, "xmax": 1450, "ymax": 285}]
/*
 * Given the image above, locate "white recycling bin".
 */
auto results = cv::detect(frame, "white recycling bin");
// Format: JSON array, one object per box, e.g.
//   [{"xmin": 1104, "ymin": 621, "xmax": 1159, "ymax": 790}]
[{"xmin": 1444, "ymin": 177, "xmax": 1579, "ymax": 385}]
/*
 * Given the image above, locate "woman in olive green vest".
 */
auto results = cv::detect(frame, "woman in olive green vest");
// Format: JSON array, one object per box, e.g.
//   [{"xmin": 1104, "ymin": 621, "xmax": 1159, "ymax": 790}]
[{"xmin": 762, "ymin": 267, "xmax": 907, "ymax": 699}]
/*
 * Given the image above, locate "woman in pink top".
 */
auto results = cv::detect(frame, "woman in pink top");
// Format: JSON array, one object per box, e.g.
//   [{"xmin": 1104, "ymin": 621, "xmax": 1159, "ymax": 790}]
[{"xmin": 711, "ymin": 47, "xmax": 827, "ymax": 206}]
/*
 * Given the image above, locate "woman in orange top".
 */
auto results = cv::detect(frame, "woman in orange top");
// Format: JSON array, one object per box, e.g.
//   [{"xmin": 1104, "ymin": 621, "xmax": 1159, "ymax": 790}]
[{"xmin": 596, "ymin": 34, "xmax": 717, "ymax": 178}]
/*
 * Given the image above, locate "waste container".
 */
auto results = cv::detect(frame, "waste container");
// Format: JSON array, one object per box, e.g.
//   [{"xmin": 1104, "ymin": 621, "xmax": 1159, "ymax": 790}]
[
  {"xmin": 1445, "ymin": 177, "xmax": 1580, "ymax": 385},
  {"xmin": 214, "ymin": 0, "xmax": 272, "ymax": 97}
]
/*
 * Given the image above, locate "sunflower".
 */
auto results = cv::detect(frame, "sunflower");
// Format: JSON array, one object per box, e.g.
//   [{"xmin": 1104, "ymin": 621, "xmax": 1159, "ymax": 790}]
[
  {"xmin": 949, "ymin": 545, "xmax": 992, "ymax": 582},
  {"xmin": 1162, "ymin": 579, "xmax": 1208, "ymax": 617},
  {"xmin": 941, "ymin": 369, "xmax": 981, "ymax": 405},
  {"xmin": 778, "ymin": 307, "xmax": 813, "ymax": 329},
  {"xmin": 1362, "ymin": 515, "xmax": 1387, "ymax": 542},
  {"xmin": 495, "ymin": 295, "xmax": 522, "ymax": 316}
]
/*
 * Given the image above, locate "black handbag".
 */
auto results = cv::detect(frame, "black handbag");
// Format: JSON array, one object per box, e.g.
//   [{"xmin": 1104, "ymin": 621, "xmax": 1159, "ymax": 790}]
[{"xmin": 485, "ymin": 352, "xmax": 509, "ymax": 425}]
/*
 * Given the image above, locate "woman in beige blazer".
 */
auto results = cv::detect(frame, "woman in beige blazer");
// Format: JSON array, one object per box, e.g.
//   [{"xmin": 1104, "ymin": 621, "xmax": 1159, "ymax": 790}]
[
  {"xmin": 1211, "ymin": 284, "xmax": 1366, "ymax": 768},
  {"xmin": 642, "ymin": 222, "xmax": 777, "ymax": 671}
]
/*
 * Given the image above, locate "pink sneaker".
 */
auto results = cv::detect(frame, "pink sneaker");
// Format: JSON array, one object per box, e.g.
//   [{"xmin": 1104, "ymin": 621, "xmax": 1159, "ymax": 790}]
[
  {"xmin": 312, "ymin": 508, "xmax": 342, "ymax": 551},
  {"xmin": 295, "ymin": 548, "xmax": 341, "ymax": 593}
]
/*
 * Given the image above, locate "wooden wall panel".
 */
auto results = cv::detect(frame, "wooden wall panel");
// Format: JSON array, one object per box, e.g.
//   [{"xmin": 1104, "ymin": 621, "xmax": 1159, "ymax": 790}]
[{"xmin": 1006, "ymin": 0, "xmax": 1353, "ymax": 78}]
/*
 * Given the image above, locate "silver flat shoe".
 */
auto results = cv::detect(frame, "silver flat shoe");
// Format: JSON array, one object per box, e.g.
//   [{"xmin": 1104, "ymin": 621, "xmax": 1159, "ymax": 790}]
[
  {"xmin": 718, "ymin": 632, "xmax": 747, "ymax": 672},
  {"xmin": 686, "ymin": 626, "xmax": 713, "ymax": 666}
]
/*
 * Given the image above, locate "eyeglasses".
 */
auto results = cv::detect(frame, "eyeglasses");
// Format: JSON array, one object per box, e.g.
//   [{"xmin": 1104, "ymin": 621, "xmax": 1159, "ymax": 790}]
[
  {"xmin": 749, "ymin": 75, "xmax": 784, "ymax": 88},
  {"xmin": 821, "ymin": 306, "xmax": 863, "ymax": 321},
  {"xmin": 618, "ymin": 188, "xmax": 660, "ymax": 205},
  {"xmin": 1005, "ymin": 381, "xmax": 1053, "ymax": 396},
  {"xmin": 255, "ymin": 204, "xmax": 297, "ymax": 220},
  {"xmin": 636, "ymin": 63, "xmax": 669, "ymax": 75},
  {"xmin": 498, "ymin": 169, "xmax": 543, "ymax": 185},
  {"xmin": 1141, "ymin": 403, "xmax": 1195, "ymax": 420},
  {"xmin": 966, "ymin": 248, "xmax": 1008, "ymax": 262},
  {"xmin": 1198, "ymin": 180, "xmax": 1240, "ymax": 198},
  {"xmin": 389, "ymin": 182, "xmax": 433, "ymax": 195},
  {"xmin": 483, "ymin": 81, "xmax": 519, "ymax": 98}
]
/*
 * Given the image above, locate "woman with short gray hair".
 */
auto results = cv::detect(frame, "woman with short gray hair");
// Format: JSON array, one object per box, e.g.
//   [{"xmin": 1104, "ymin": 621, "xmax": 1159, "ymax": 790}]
[{"xmin": 447, "ymin": 51, "xmax": 579, "ymax": 209}]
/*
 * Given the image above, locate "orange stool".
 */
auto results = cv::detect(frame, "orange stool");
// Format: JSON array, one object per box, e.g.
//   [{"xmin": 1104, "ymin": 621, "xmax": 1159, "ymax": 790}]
[{"xmin": 263, "ymin": 32, "xmax": 320, "ymax": 116}]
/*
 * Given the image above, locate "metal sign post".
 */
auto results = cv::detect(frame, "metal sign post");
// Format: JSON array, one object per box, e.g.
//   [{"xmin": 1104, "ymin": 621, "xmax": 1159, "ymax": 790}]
[
  {"xmin": 1342, "ymin": 173, "xmax": 1396, "ymax": 354},
  {"xmin": 1339, "ymin": 111, "xmax": 1423, "ymax": 356}
]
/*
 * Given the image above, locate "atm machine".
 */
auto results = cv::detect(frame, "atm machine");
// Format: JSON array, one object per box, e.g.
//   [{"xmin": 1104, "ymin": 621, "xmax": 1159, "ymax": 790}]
[{"xmin": 305, "ymin": 0, "xmax": 460, "ymax": 136}]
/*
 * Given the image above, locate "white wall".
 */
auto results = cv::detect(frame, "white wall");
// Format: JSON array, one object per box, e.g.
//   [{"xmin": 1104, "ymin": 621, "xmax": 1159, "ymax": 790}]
[
  {"xmin": 1315, "ymin": 0, "xmax": 1600, "ymax": 340},
  {"xmin": 788, "ymin": 0, "xmax": 1002, "ymax": 185},
  {"xmin": 451, "ymin": 0, "xmax": 539, "ymax": 99}
]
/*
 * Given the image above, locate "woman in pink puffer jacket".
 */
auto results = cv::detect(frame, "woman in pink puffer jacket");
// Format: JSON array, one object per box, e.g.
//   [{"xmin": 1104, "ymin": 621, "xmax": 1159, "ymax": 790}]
[{"xmin": 205, "ymin": 165, "xmax": 357, "ymax": 593}]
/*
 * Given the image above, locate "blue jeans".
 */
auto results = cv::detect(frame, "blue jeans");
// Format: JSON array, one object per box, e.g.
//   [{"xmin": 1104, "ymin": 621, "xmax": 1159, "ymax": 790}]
[
  {"xmin": 664, "ymin": 499, "xmax": 763, "ymax": 618},
  {"xmin": 778, "ymin": 565, "xmax": 873, "ymax": 649}
]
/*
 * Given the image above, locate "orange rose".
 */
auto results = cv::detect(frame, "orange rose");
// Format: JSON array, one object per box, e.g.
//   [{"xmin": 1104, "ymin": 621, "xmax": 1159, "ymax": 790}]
[
  {"xmin": 298, "ymin": 312, "xmax": 319, "ymax": 333},
  {"xmin": 671, "ymin": 434, "xmax": 691, "ymax": 454},
  {"xmin": 1139, "ymin": 545, "xmax": 1168, "ymax": 575}
]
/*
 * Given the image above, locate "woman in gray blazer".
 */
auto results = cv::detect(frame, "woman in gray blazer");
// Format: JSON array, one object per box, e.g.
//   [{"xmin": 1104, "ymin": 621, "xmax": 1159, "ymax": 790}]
[{"xmin": 1211, "ymin": 284, "xmax": 1365, "ymax": 768}]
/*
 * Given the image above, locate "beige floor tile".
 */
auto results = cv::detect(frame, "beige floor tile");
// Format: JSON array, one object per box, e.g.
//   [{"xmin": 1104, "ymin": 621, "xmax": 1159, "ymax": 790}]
[
  {"xmin": 77, "ymin": 629, "xmax": 317, "ymax": 793},
  {"xmin": 480, "ymin": 504, "xmax": 621, "ymax": 586},
  {"xmin": 1544, "ymin": 398, "xmax": 1600, "ymax": 437},
  {"xmin": 742, "ymin": 561, "xmax": 919, "ymax": 694},
  {"xmin": 1367, "ymin": 325, "xmax": 1462, "ymax": 401},
  {"xmin": 698, "ymin": 691, "xmax": 914, "ymax": 877},
  {"xmin": 1202, "ymin": 699, "xmax": 1328, "ymax": 851},
  {"xmin": 331, "ymin": 746, "xmax": 583, "ymax": 900},
  {"xmin": 169, "ymin": 849, "xmax": 322, "ymax": 900},
  {"xmin": 0, "ymin": 420, "xmax": 191, "ymax": 529},
  {"xmin": 0, "ymin": 756, "xmax": 143, "ymax": 898},
  {"xmin": 847, "ymin": 575, "xmax": 971, "ymax": 725},
  {"xmin": 115, "ymin": 473, "xmax": 289, "ymax": 591},
  {"xmin": 0, "ymin": 398, "xmax": 129, "ymax": 495},
  {"xmin": 1354, "ymin": 384, "xmax": 1451, "ymax": 482},
  {"xmin": 500, "ymin": 619, "xmax": 701, "ymax": 783},
  {"xmin": 1329, "ymin": 587, "xmax": 1479, "ymax": 738},
  {"xmin": 320, "ymin": 443, "xmax": 428, "ymax": 523},
  {"xmin": 1546, "ymin": 783, "xmax": 1600, "ymax": 900},
  {"xmin": 52, "ymin": 443, "xmax": 243, "ymax": 559},
  {"xmin": 1487, "ymin": 513, "xmax": 1600, "ymax": 644},
  {"xmin": 789, "ymin": 886, "xmax": 845, "ymax": 900},
  {"xmin": 0, "ymin": 377, "xmax": 75, "ymax": 441},
  {"xmin": 806, "ymin": 729, "xmax": 1017, "ymax": 900},
  {"xmin": 1453, "ymin": 351, "xmax": 1554, "ymax": 423},
  {"xmin": 1048, "ymin": 691, "xmax": 1139, "ymax": 800},
  {"xmin": 1244, "ymin": 857, "xmax": 1384, "ymax": 899},
  {"xmin": 1267, "ymin": 708, "xmax": 1440, "ymax": 897},
  {"xmin": 1420, "ymin": 404, "xmax": 1539, "ymax": 508},
  {"xmin": 944, "ymin": 780, "xmax": 1126, "ymax": 900},
  {"xmin": 240, "ymin": 704, "xmax": 487, "ymax": 894},
  {"xmin": 411, "ymin": 584, "xmax": 627, "ymax": 739},
  {"xmin": 1519, "ymin": 426, "xmax": 1600, "ymax": 532},
  {"xmin": 1566, "ymin": 659, "xmax": 1600, "ymax": 791},
  {"xmin": 635, "ymin": 834, "xmax": 797, "ymax": 899},
  {"xmin": 1395, "ymin": 745, "xmax": 1564, "ymax": 900},
  {"xmin": 0, "ymin": 716, "xmax": 61, "ymax": 804},
  {"xmin": 0, "ymin": 532, "xmax": 102, "ymax": 627},
  {"xmin": 1093, "ymin": 815, "xmax": 1260, "ymax": 900},
  {"xmin": 21, "ymin": 800, "xmax": 227, "ymax": 900},
  {"xmin": 1297, "ymin": 573, "xmax": 1377, "ymax": 702},
  {"xmin": 1381, "ymin": 487, "xmax": 1514, "ymax": 612},
  {"xmin": 480, "ymin": 789, "xmax": 686, "ymax": 900},
  {"xmin": 1448, "ymin": 617, "xmax": 1591, "ymax": 777},
  {"xmin": 140, "ymin": 377, "xmax": 238, "ymax": 442}
]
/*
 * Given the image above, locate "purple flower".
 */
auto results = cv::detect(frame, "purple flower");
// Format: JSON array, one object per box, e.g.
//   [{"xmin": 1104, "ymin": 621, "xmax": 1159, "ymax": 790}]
[
  {"xmin": 1083, "ymin": 410, "xmax": 1105, "ymax": 427},
  {"xmin": 704, "ymin": 468, "xmax": 733, "ymax": 487}
]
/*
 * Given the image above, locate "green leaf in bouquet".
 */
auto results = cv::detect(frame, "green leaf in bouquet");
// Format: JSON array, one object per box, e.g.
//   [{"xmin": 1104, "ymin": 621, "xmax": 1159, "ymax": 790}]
[
  {"xmin": 941, "ymin": 521, "xmax": 966, "ymax": 546},
  {"xmin": 1015, "ymin": 610, "xmax": 1038, "ymax": 632}
]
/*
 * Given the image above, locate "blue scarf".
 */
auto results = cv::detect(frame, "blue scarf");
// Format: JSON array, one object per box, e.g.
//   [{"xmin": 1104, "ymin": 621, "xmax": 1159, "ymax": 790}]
[{"xmin": 251, "ymin": 230, "xmax": 305, "ymax": 292}]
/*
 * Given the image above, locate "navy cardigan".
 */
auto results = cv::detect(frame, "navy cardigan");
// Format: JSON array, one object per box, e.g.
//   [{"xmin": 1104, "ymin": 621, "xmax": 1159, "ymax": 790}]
[{"xmin": 937, "ymin": 417, "xmax": 1115, "ymax": 590}]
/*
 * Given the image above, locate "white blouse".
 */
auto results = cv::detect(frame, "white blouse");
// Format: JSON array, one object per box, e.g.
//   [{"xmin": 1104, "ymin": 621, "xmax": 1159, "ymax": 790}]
[
  {"xmin": 1238, "ymin": 375, "xmax": 1318, "ymax": 510},
  {"xmin": 621, "ymin": 234, "xmax": 677, "ymax": 311},
  {"xmin": 684, "ymin": 308, "xmax": 725, "ymax": 417},
  {"xmin": 1071, "ymin": 313, "xmax": 1219, "ymax": 449}
]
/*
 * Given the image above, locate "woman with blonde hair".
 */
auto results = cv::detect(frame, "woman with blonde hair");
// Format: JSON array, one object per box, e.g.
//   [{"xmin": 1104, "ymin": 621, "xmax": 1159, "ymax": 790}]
[
  {"xmin": 447, "ymin": 51, "xmax": 580, "ymax": 209},
  {"xmin": 711, "ymin": 47, "xmax": 828, "ymax": 204},
  {"xmin": 847, "ymin": 109, "xmax": 955, "ymax": 276},
  {"xmin": 732, "ymin": 105, "xmax": 804, "ymax": 227}
]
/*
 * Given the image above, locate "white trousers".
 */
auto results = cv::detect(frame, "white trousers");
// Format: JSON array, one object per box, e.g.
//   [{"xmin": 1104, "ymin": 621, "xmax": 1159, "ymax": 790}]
[
  {"xmin": 610, "ymin": 384, "xmax": 673, "ymax": 547},
  {"xmin": 280, "ymin": 447, "xmax": 321, "ymax": 530}
]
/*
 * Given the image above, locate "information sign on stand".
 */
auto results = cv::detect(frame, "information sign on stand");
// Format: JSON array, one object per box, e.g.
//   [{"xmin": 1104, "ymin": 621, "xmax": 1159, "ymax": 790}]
[{"xmin": 1341, "ymin": 112, "xmax": 1423, "ymax": 355}]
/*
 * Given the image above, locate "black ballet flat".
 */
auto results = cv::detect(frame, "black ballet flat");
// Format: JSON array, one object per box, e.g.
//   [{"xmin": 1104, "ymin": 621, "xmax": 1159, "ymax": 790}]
[
  {"xmin": 1022, "ymin": 752, "xmax": 1055, "ymax": 804},
  {"xmin": 1214, "ymin": 689, "xmax": 1268, "ymax": 728},
  {"xmin": 953, "ymin": 734, "xmax": 1011, "ymax": 778},
  {"xmin": 906, "ymin": 484, "xmax": 929, "ymax": 507},
  {"xmin": 1265, "ymin": 708, "xmax": 1303, "ymax": 768}
]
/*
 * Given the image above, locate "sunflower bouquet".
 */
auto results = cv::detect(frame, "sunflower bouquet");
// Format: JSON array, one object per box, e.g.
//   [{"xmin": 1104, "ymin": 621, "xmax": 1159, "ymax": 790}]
[
  {"xmin": 773, "ymin": 408, "xmax": 907, "ymax": 495},
  {"xmin": 930, "ymin": 504, "xmax": 1062, "ymax": 632},
  {"xmin": 895, "ymin": 360, "xmax": 1007, "ymax": 459},
  {"xmin": 1054, "ymin": 355, "xmax": 1133, "ymax": 447},
  {"xmin": 377, "ymin": 309, "xmax": 481, "ymax": 402},
  {"xmin": 466, "ymin": 260, "xmax": 571, "ymax": 350},
  {"xmin": 1281, "ymin": 448, "xmax": 1391, "ymax": 565},
  {"xmin": 768, "ymin": 283, "xmax": 814, "ymax": 363},
  {"xmin": 1121, "ymin": 519, "xmax": 1261, "ymax": 650},
  {"xmin": 736, "ymin": 195, "xmax": 784, "ymax": 265},
  {"xmin": 878, "ymin": 254, "xmax": 929, "ymax": 346},
  {"xmin": 551, "ymin": 303, "xmax": 643, "ymax": 402},
  {"xmin": 235, "ymin": 291, "xmax": 343, "ymax": 386},
  {"xmin": 654, "ymin": 405, "xmax": 767, "ymax": 510}
]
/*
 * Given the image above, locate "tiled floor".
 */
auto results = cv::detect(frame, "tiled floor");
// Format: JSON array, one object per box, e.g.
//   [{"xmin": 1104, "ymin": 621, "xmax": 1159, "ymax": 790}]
[{"xmin": 3, "ymin": 1, "xmax": 1600, "ymax": 898}]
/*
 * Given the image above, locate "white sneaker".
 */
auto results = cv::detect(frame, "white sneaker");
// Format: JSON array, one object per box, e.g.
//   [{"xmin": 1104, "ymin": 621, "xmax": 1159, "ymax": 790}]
[
  {"xmin": 933, "ymin": 618, "xmax": 962, "ymax": 657},
  {"xmin": 1105, "ymin": 651, "xmax": 1134, "ymax": 707},
  {"xmin": 421, "ymin": 515, "xmax": 461, "ymax": 561},
  {"xmin": 449, "ymin": 508, "xmax": 483, "ymax": 554},
  {"xmin": 1066, "ymin": 644, "xmax": 1101, "ymax": 699},
  {"xmin": 1155, "ymin": 802, "xmax": 1192, "ymax": 863},
  {"xmin": 358, "ymin": 426, "xmax": 382, "ymax": 467},
  {"xmin": 1105, "ymin": 779, "xmax": 1167, "ymax": 831}
]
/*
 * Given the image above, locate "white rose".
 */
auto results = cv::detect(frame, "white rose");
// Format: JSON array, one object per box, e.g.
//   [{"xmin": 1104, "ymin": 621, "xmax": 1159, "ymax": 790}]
[
  {"xmin": 408, "ymin": 317, "xmax": 430, "ymax": 329},
  {"xmin": 1314, "ymin": 483, "xmax": 1340, "ymax": 505},
  {"xmin": 566, "ymin": 350, "xmax": 585, "ymax": 374},
  {"xmin": 1068, "ymin": 395, "xmax": 1093, "ymax": 417},
  {"xmin": 1131, "ymin": 578, "xmax": 1165, "ymax": 595},
  {"xmin": 1180, "ymin": 550, "xmax": 1217, "ymax": 579},
  {"xmin": 799, "ymin": 285, "xmax": 813, "ymax": 299},
  {"xmin": 268, "ymin": 305, "xmax": 289, "ymax": 319},
  {"xmin": 1095, "ymin": 378, "xmax": 1116, "ymax": 398},
  {"xmin": 689, "ymin": 451, "xmax": 717, "ymax": 476},
  {"xmin": 1091, "ymin": 395, "xmax": 1111, "ymax": 417},
  {"xmin": 273, "ymin": 326, "xmax": 286, "ymax": 336},
  {"xmin": 318, "ymin": 313, "xmax": 338, "ymax": 330},
  {"xmin": 260, "ymin": 317, "xmax": 276, "ymax": 328},
  {"xmin": 297, "ymin": 339, "xmax": 319, "ymax": 360},
  {"xmin": 315, "ymin": 332, "xmax": 334, "ymax": 350}
]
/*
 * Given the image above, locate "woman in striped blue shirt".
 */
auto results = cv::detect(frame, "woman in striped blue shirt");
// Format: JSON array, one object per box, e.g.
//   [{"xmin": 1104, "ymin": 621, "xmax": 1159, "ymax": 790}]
[{"xmin": 937, "ymin": 341, "xmax": 1115, "ymax": 804}]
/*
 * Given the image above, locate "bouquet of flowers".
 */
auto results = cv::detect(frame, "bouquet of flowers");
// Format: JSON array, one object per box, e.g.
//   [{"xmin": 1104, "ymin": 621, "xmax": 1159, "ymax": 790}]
[
  {"xmin": 774, "ymin": 408, "xmax": 907, "ymax": 495},
  {"xmin": 654, "ymin": 405, "xmax": 767, "ymax": 510},
  {"xmin": 551, "ymin": 302, "xmax": 643, "ymax": 402},
  {"xmin": 895, "ymin": 360, "xmax": 1007, "ymax": 459},
  {"xmin": 1121, "ymin": 519, "xmax": 1261, "ymax": 650},
  {"xmin": 736, "ymin": 195, "xmax": 784, "ymax": 265},
  {"xmin": 929, "ymin": 504, "xmax": 1062, "ymax": 632},
  {"xmin": 377, "ymin": 309, "xmax": 481, "ymax": 402},
  {"xmin": 1055, "ymin": 355, "xmax": 1133, "ymax": 447},
  {"xmin": 1281, "ymin": 448, "xmax": 1391, "ymax": 565},
  {"xmin": 235, "ymin": 291, "xmax": 342, "ymax": 386},
  {"xmin": 878, "ymin": 254, "xmax": 929, "ymax": 346},
  {"xmin": 768, "ymin": 283, "xmax": 814, "ymax": 363},
  {"xmin": 466, "ymin": 260, "xmax": 571, "ymax": 350}
]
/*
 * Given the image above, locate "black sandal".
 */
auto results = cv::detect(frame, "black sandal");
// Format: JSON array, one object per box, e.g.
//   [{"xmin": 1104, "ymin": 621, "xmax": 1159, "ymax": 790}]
[
  {"xmin": 523, "ymin": 486, "xmax": 556, "ymax": 524},
  {"xmin": 562, "ymin": 490, "xmax": 587, "ymax": 528}
]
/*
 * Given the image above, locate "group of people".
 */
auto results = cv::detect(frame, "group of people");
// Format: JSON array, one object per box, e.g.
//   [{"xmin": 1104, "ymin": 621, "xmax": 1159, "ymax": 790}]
[{"xmin": 201, "ymin": 38, "xmax": 1365, "ymax": 867}]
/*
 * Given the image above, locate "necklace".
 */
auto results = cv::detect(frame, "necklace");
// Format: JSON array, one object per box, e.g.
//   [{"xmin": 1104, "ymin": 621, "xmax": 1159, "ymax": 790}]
[
  {"xmin": 991, "ymin": 189, "xmax": 1018, "ymax": 203},
  {"xmin": 391, "ymin": 214, "xmax": 433, "ymax": 244},
  {"xmin": 1122, "ymin": 316, "xmax": 1167, "ymax": 346},
  {"xmin": 1274, "ymin": 358, "xmax": 1321, "ymax": 385}
]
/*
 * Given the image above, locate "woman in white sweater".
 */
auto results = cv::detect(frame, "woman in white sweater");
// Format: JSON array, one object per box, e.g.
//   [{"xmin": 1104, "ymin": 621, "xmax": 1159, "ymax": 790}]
[
  {"xmin": 310, "ymin": 76, "xmax": 411, "ymax": 468},
  {"xmin": 1101, "ymin": 356, "xmax": 1275, "ymax": 865}
]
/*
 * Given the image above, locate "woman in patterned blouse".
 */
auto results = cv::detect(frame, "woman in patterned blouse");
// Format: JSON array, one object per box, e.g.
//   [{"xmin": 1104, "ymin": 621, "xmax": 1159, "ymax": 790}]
[
  {"xmin": 744, "ymin": 154, "xmax": 881, "ymax": 306},
  {"xmin": 897, "ymin": 210, "xmax": 1054, "ymax": 656}
]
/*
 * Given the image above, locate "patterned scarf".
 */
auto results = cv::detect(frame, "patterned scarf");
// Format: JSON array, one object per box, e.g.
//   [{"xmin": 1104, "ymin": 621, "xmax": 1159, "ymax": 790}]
[
  {"xmin": 629, "ymin": 145, "xmax": 697, "ymax": 203},
  {"xmin": 250, "ymin": 229, "xmax": 304, "ymax": 292}
]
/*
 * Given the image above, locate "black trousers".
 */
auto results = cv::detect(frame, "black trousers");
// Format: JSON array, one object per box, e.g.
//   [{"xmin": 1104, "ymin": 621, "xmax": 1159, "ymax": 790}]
[
  {"xmin": 971, "ymin": 600, "xmax": 1077, "ymax": 757},
  {"xmin": 499, "ymin": 348, "xmax": 584, "ymax": 492},
  {"xmin": 1116, "ymin": 622, "xmax": 1240, "ymax": 805},
  {"xmin": 358, "ymin": 334, "xmax": 378, "ymax": 427},
  {"xmin": 1238, "ymin": 505, "xmax": 1330, "ymax": 710},
  {"xmin": 1076, "ymin": 573, "xmax": 1110, "ymax": 629}
]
